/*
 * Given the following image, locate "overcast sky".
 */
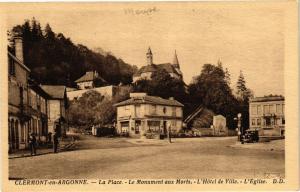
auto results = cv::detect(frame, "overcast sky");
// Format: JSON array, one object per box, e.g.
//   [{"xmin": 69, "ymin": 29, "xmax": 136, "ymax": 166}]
[{"xmin": 6, "ymin": 3, "xmax": 285, "ymax": 97}]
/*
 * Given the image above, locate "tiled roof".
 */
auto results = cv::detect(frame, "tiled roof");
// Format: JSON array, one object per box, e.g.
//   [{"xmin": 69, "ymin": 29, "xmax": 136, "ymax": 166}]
[
  {"xmin": 133, "ymin": 63, "xmax": 180, "ymax": 77},
  {"xmin": 41, "ymin": 85, "xmax": 66, "ymax": 99},
  {"xmin": 75, "ymin": 71, "xmax": 106, "ymax": 83},
  {"xmin": 250, "ymin": 96, "xmax": 284, "ymax": 102},
  {"xmin": 114, "ymin": 95, "xmax": 184, "ymax": 107}
]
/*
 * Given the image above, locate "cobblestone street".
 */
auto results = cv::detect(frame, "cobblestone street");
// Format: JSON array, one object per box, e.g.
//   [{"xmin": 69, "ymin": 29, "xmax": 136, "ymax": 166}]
[{"xmin": 9, "ymin": 135, "xmax": 284, "ymax": 179}]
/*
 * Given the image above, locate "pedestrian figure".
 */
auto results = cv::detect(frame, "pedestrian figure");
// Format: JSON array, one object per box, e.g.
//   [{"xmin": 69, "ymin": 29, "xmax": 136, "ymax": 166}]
[
  {"xmin": 53, "ymin": 131, "xmax": 59, "ymax": 153},
  {"xmin": 29, "ymin": 132, "xmax": 37, "ymax": 156},
  {"xmin": 47, "ymin": 132, "xmax": 52, "ymax": 143},
  {"xmin": 168, "ymin": 125, "xmax": 172, "ymax": 143}
]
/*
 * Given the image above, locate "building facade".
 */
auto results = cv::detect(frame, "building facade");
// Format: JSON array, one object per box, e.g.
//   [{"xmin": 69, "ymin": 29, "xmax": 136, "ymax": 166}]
[
  {"xmin": 41, "ymin": 85, "xmax": 67, "ymax": 136},
  {"xmin": 75, "ymin": 71, "xmax": 107, "ymax": 90},
  {"xmin": 249, "ymin": 96, "xmax": 285, "ymax": 137},
  {"xmin": 133, "ymin": 48, "xmax": 183, "ymax": 83},
  {"xmin": 27, "ymin": 82, "xmax": 49, "ymax": 144},
  {"xmin": 67, "ymin": 85, "xmax": 118, "ymax": 101},
  {"xmin": 8, "ymin": 36, "xmax": 49, "ymax": 151},
  {"xmin": 114, "ymin": 93, "xmax": 184, "ymax": 138}
]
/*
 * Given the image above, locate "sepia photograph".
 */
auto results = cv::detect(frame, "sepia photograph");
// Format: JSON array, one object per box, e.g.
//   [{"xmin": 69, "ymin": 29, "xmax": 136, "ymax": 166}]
[{"xmin": 1, "ymin": 1, "xmax": 299, "ymax": 191}]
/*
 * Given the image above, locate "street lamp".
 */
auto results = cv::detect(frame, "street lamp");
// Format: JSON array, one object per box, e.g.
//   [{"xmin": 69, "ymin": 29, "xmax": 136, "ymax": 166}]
[{"xmin": 234, "ymin": 113, "xmax": 242, "ymax": 141}]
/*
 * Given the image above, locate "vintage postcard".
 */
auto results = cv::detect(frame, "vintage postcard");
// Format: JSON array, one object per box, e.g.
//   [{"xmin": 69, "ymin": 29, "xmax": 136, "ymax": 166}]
[{"xmin": 0, "ymin": 1, "xmax": 299, "ymax": 191}]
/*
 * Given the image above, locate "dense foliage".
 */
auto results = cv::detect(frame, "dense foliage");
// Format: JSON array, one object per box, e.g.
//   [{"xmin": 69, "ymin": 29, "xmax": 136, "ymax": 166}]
[
  {"xmin": 8, "ymin": 18, "xmax": 137, "ymax": 86},
  {"xmin": 189, "ymin": 64, "xmax": 252, "ymax": 129},
  {"xmin": 133, "ymin": 68, "xmax": 188, "ymax": 103},
  {"xmin": 67, "ymin": 88, "xmax": 131, "ymax": 126}
]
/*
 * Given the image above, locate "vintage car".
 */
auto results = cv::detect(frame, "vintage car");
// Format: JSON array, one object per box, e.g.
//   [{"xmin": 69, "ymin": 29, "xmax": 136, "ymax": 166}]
[{"xmin": 241, "ymin": 129, "xmax": 259, "ymax": 143}]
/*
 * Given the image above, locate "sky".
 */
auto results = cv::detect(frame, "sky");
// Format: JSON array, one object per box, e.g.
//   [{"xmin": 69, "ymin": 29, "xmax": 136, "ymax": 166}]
[{"xmin": 5, "ymin": 3, "xmax": 285, "ymax": 97}]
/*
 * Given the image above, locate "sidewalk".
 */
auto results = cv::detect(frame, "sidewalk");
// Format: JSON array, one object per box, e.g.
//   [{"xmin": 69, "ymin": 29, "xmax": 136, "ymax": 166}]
[{"xmin": 9, "ymin": 139, "xmax": 76, "ymax": 159}]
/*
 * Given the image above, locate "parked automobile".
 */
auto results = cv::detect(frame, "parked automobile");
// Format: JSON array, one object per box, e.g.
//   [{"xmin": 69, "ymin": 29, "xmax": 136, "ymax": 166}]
[{"xmin": 241, "ymin": 130, "xmax": 259, "ymax": 143}]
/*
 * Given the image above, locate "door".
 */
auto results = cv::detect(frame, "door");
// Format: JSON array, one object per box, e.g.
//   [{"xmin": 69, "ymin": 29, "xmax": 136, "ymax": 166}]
[
  {"xmin": 135, "ymin": 120, "xmax": 141, "ymax": 134},
  {"xmin": 15, "ymin": 120, "xmax": 19, "ymax": 149},
  {"xmin": 163, "ymin": 121, "xmax": 167, "ymax": 135},
  {"xmin": 11, "ymin": 120, "xmax": 15, "ymax": 150}
]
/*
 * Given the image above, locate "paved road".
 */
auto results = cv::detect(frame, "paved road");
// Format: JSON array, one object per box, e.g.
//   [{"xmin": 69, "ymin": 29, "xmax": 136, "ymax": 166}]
[{"xmin": 9, "ymin": 136, "xmax": 284, "ymax": 179}]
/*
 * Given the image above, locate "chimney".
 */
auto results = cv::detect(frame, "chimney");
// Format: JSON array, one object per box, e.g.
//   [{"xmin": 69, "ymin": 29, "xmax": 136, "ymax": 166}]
[
  {"xmin": 14, "ymin": 36, "xmax": 24, "ymax": 64},
  {"xmin": 169, "ymin": 97, "xmax": 174, "ymax": 100},
  {"xmin": 130, "ymin": 92, "xmax": 147, "ymax": 98}
]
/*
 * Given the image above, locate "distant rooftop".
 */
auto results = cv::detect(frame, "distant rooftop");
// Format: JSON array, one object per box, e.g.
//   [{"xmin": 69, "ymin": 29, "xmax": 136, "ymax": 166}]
[
  {"xmin": 75, "ymin": 71, "xmax": 106, "ymax": 83},
  {"xmin": 114, "ymin": 93, "xmax": 184, "ymax": 107},
  {"xmin": 250, "ymin": 95, "xmax": 284, "ymax": 102},
  {"xmin": 41, "ymin": 85, "xmax": 66, "ymax": 99},
  {"xmin": 133, "ymin": 63, "xmax": 181, "ymax": 77}
]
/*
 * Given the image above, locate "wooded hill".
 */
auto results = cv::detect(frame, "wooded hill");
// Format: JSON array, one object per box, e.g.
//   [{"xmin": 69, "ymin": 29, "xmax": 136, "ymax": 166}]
[{"xmin": 8, "ymin": 18, "xmax": 138, "ymax": 87}]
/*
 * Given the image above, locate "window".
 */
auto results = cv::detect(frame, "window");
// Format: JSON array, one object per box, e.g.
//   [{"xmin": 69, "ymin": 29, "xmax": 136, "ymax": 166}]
[
  {"xmin": 257, "ymin": 105, "xmax": 261, "ymax": 115},
  {"xmin": 251, "ymin": 119, "xmax": 256, "ymax": 126},
  {"xmin": 276, "ymin": 104, "xmax": 282, "ymax": 113},
  {"xmin": 251, "ymin": 106, "xmax": 257, "ymax": 115},
  {"xmin": 282, "ymin": 118, "xmax": 285, "ymax": 125},
  {"xmin": 149, "ymin": 104, "xmax": 156, "ymax": 115},
  {"xmin": 282, "ymin": 104, "xmax": 285, "ymax": 114},
  {"xmin": 135, "ymin": 104, "xmax": 141, "ymax": 116},
  {"xmin": 269, "ymin": 105, "xmax": 275, "ymax": 113},
  {"xmin": 8, "ymin": 57, "xmax": 15, "ymax": 76},
  {"xmin": 257, "ymin": 118, "xmax": 261, "ymax": 126},
  {"xmin": 172, "ymin": 107, "xmax": 176, "ymax": 116},
  {"xmin": 263, "ymin": 105, "xmax": 270, "ymax": 114},
  {"xmin": 171, "ymin": 120, "xmax": 177, "ymax": 127},
  {"xmin": 120, "ymin": 121, "xmax": 129, "ymax": 133},
  {"xmin": 265, "ymin": 117, "xmax": 271, "ymax": 126},
  {"xmin": 147, "ymin": 121, "xmax": 160, "ymax": 132},
  {"xmin": 163, "ymin": 107, "xmax": 167, "ymax": 114}
]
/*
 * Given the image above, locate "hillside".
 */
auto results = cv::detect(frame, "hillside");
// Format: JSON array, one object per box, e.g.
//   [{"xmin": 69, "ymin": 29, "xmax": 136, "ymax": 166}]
[{"xmin": 8, "ymin": 18, "xmax": 138, "ymax": 87}]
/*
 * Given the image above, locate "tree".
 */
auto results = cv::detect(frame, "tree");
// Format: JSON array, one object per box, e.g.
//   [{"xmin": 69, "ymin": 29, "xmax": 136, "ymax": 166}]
[
  {"xmin": 234, "ymin": 70, "xmax": 253, "ymax": 131},
  {"xmin": 8, "ymin": 18, "xmax": 137, "ymax": 86},
  {"xmin": 133, "ymin": 68, "xmax": 187, "ymax": 103},
  {"xmin": 67, "ymin": 88, "xmax": 131, "ymax": 127},
  {"xmin": 235, "ymin": 70, "xmax": 253, "ymax": 103},
  {"xmin": 188, "ymin": 64, "xmax": 239, "ymax": 129},
  {"xmin": 225, "ymin": 68, "xmax": 231, "ymax": 86}
]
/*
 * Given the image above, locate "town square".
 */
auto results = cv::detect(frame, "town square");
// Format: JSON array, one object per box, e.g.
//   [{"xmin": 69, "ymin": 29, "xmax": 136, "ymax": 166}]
[{"xmin": 5, "ymin": 2, "xmax": 292, "ymax": 185}]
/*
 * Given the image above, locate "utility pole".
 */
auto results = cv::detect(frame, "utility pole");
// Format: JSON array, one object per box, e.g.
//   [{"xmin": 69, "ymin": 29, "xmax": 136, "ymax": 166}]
[{"xmin": 168, "ymin": 126, "xmax": 172, "ymax": 143}]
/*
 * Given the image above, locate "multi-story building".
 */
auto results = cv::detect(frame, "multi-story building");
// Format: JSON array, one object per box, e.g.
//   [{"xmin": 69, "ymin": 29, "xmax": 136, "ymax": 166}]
[
  {"xmin": 28, "ymin": 81, "xmax": 50, "ymax": 142},
  {"xmin": 249, "ymin": 96, "xmax": 285, "ymax": 137},
  {"xmin": 41, "ymin": 85, "xmax": 67, "ymax": 137},
  {"xmin": 8, "ymin": 36, "xmax": 31, "ymax": 151},
  {"xmin": 114, "ymin": 93, "xmax": 184, "ymax": 137},
  {"xmin": 132, "ymin": 48, "xmax": 183, "ymax": 83},
  {"xmin": 8, "ymin": 36, "xmax": 49, "ymax": 151}
]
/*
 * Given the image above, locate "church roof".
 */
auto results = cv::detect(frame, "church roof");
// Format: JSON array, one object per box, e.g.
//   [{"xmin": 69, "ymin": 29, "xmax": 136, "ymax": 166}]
[{"xmin": 133, "ymin": 63, "xmax": 180, "ymax": 77}]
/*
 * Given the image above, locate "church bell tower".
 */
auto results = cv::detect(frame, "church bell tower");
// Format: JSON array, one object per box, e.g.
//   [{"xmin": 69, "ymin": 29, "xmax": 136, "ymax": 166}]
[{"xmin": 146, "ymin": 47, "xmax": 153, "ymax": 65}]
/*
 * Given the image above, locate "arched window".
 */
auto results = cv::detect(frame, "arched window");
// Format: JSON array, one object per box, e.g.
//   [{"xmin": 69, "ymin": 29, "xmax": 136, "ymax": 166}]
[{"xmin": 15, "ymin": 120, "xmax": 19, "ymax": 144}]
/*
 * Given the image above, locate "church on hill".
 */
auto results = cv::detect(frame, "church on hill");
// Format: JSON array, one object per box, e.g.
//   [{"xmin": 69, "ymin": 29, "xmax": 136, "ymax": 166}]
[{"xmin": 133, "ymin": 47, "xmax": 183, "ymax": 83}]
